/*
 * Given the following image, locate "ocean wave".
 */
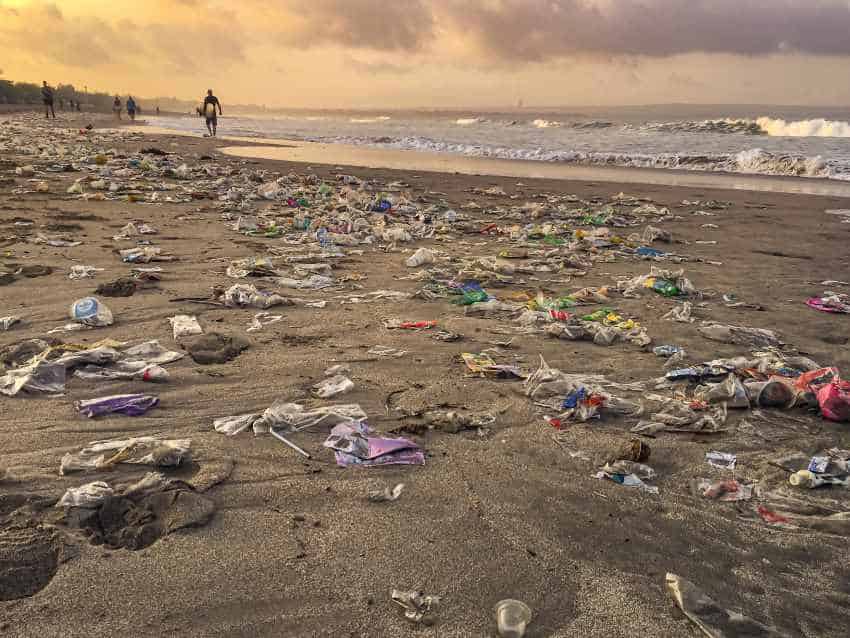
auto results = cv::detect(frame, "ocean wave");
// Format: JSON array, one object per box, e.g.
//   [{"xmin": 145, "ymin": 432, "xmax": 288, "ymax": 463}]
[
  {"xmin": 322, "ymin": 134, "xmax": 849, "ymax": 180},
  {"xmin": 636, "ymin": 116, "xmax": 850, "ymax": 138},
  {"xmin": 532, "ymin": 119, "xmax": 563, "ymax": 128},
  {"xmin": 455, "ymin": 118, "xmax": 486, "ymax": 125},
  {"xmin": 349, "ymin": 116, "xmax": 391, "ymax": 123},
  {"xmin": 755, "ymin": 117, "xmax": 850, "ymax": 138}
]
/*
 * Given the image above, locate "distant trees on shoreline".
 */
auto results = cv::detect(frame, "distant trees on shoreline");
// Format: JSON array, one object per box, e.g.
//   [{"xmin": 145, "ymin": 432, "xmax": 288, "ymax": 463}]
[{"xmin": 0, "ymin": 80, "xmax": 118, "ymax": 110}]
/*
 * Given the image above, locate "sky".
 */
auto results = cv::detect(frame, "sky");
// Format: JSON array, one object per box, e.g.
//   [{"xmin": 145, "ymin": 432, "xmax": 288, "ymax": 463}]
[{"xmin": 3, "ymin": 0, "xmax": 850, "ymax": 108}]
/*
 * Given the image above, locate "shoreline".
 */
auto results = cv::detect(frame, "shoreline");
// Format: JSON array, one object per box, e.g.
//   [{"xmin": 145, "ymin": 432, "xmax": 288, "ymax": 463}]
[{"xmin": 131, "ymin": 124, "xmax": 850, "ymax": 197}]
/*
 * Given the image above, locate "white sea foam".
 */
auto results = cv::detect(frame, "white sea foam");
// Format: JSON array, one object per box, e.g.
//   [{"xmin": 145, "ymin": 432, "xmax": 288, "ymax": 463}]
[
  {"xmin": 455, "ymin": 118, "xmax": 485, "ymax": 125},
  {"xmin": 532, "ymin": 119, "xmax": 563, "ymax": 128},
  {"xmin": 755, "ymin": 117, "xmax": 850, "ymax": 138},
  {"xmin": 349, "ymin": 116, "xmax": 391, "ymax": 123}
]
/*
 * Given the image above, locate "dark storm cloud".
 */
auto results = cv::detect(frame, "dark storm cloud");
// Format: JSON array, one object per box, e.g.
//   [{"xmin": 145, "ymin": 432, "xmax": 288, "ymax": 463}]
[
  {"xmin": 274, "ymin": 0, "xmax": 850, "ymax": 59},
  {"xmin": 434, "ymin": 0, "xmax": 850, "ymax": 60}
]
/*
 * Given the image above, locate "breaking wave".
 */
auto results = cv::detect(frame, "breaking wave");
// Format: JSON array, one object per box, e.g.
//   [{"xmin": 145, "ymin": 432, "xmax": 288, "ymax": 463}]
[
  {"xmin": 349, "ymin": 116, "xmax": 391, "ymax": 123},
  {"xmin": 636, "ymin": 117, "xmax": 850, "ymax": 138},
  {"xmin": 323, "ymin": 134, "xmax": 850, "ymax": 181}
]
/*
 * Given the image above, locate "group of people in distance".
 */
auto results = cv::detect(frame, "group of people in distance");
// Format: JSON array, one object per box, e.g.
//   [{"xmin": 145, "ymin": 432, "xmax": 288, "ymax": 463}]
[{"xmin": 40, "ymin": 81, "xmax": 222, "ymax": 137}]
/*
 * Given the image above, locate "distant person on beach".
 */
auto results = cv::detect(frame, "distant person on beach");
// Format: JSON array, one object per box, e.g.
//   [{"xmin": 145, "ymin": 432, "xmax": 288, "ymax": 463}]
[
  {"xmin": 76, "ymin": 100, "xmax": 82, "ymax": 112},
  {"xmin": 113, "ymin": 96, "xmax": 122, "ymax": 120},
  {"xmin": 202, "ymin": 89, "xmax": 222, "ymax": 137},
  {"xmin": 41, "ymin": 82, "xmax": 55, "ymax": 119},
  {"xmin": 127, "ymin": 96, "xmax": 137, "ymax": 121},
  {"xmin": 156, "ymin": 106, "xmax": 160, "ymax": 116}
]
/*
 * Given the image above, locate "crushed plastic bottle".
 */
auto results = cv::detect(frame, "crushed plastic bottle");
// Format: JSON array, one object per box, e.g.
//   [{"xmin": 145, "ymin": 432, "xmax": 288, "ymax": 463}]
[{"xmin": 70, "ymin": 297, "xmax": 114, "ymax": 327}]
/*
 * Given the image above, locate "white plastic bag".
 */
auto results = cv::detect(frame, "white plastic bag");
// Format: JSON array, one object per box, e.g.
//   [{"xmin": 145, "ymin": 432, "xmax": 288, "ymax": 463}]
[
  {"xmin": 405, "ymin": 248, "xmax": 435, "ymax": 268},
  {"xmin": 168, "ymin": 315, "xmax": 203, "ymax": 340}
]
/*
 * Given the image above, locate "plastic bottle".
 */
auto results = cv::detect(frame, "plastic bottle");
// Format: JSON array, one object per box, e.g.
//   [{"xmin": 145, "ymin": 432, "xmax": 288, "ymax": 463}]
[
  {"xmin": 70, "ymin": 297, "xmax": 114, "ymax": 327},
  {"xmin": 789, "ymin": 470, "xmax": 849, "ymax": 488},
  {"xmin": 652, "ymin": 279, "xmax": 680, "ymax": 297}
]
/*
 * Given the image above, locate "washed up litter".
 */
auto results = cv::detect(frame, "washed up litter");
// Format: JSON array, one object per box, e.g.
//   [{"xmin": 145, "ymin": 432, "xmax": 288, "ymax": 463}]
[
  {"xmin": 74, "ymin": 360, "xmax": 169, "ymax": 382},
  {"xmin": 385, "ymin": 319, "xmax": 437, "ymax": 330},
  {"xmin": 76, "ymin": 393, "xmax": 159, "ymax": 418},
  {"xmin": 276, "ymin": 274, "xmax": 334, "ymax": 289},
  {"xmin": 595, "ymin": 460, "xmax": 658, "ymax": 494},
  {"xmin": 214, "ymin": 401, "xmax": 367, "ymax": 436},
  {"xmin": 120, "ymin": 247, "xmax": 174, "ymax": 263},
  {"xmin": 706, "ymin": 451, "xmax": 736, "ymax": 470},
  {"xmin": 789, "ymin": 470, "xmax": 849, "ymax": 489},
  {"xmin": 405, "ymin": 247, "xmax": 436, "ymax": 267},
  {"xmin": 169, "ymin": 314, "xmax": 203, "ymax": 340},
  {"xmin": 367, "ymin": 483, "xmax": 405, "ymax": 502},
  {"xmin": 461, "ymin": 353, "xmax": 524, "ymax": 379},
  {"xmin": 69, "ymin": 265, "xmax": 104, "ymax": 279},
  {"xmin": 247, "ymin": 312, "xmax": 283, "ymax": 332},
  {"xmin": 367, "ymin": 345, "xmax": 408, "ymax": 358},
  {"xmin": 698, "ymin": 322, "xmax": 781, "ymax": 347},
  {"xmin": 0, "ymin": 315, "xmax": 21, "ymax": 331},
  {"xmin": 221, "ymin": 283, "xmax": 293, "ymax": 309},
  {"xmin": 313, "ymin": 375, "xmax": 354, "ymax": 398},
  {"xmin": 806, "ymin": 293, "xmax": 850, "ymax": 314},
  {"xmin": 693, "ymin": 478, "xmax": 754, "ymax": 501},
  {"xmin": 495, "ymin": 599, "xmax": 533, "ymax": 638},
  {"xmin": 662, "ymin": 301, "xmax": 694, "ymax": 323},
  {"xmin": 70, "ymin": 297, "xmax": 113, "ymax": 327},
  {"xmin": 226, "ymin": 256, "xmax": 277, "ymax": 278},
  {"xmin": 665, "ymin": 573, "xmax": 789, "ymax": 638},
  {"xmin": 391, "ymin": 589, "xmax": 440, "ymax": 624},
  {"xmin": 0, "ymin": 359, "xmax": 65, "ymax": 396},
  {"xmin": 323, "ymin": 421, "xmax": 424, "ymax": 467},
  {"xmin": 57, "ymin": 481, "xmax": 114, "ymax": 508},
  {"xmin": 60, "ymin": 436, "xmax": 191, "ymax": 475}
]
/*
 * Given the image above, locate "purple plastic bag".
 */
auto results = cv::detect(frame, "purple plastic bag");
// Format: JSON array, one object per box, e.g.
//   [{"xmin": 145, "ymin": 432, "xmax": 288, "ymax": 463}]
[
  {"xmin": 324, "ymin": 422, "xmax": 425, "ymax": 467},
  {"xmin": 76, "ymin": 393, "xmax": 159, "ymax": 418}
]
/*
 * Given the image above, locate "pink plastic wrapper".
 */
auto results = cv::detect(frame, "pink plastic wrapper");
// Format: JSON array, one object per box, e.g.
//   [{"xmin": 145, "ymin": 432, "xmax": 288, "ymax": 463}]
[
  {"xmin": 323, "ymin": 422, "xmax": 425, "ymax": 467},
  {"xmin": 817, "ymin": 381, "xmax": 850, "ymax": 422}
]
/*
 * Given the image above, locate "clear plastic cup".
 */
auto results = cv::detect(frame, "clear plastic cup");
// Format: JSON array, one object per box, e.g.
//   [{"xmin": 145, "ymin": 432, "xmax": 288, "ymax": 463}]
[{"xmin": 495, "ymin": 599, "xmax": 532, "ymax": 638}]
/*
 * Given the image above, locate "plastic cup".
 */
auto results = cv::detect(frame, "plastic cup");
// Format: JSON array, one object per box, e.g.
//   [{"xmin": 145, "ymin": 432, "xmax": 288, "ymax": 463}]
[{"xmin": 495, "ymin": 599, "xmax": 532, "ymax": 638}]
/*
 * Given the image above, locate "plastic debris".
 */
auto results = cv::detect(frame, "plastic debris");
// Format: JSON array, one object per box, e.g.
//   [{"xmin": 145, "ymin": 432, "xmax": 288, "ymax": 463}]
[
  {"xmin": 60, "ymin": 436, "xmax": 191, "ymax": 475},
  {"xmin": 391, "ymin": 589, "xmax": 441, "ymax": 624},
  {"xmin": 57, "ymin": 482, "xmax": 114, "ymax": 508},
  {"xmin": 70, "ymin": 297, "xmax": 114, "ymax": 327},
  {"xmin": 323, "ymin": 421, "xmax": 424, "ymax": 467},
  {"xmin": 169, "ymin": 314, "xmax": 203, "ymax": 340},
  {"xmin": 367, "ymin": 483, "xmax": 405, "ymax": 502},
  {"xmin": 705, "ymin": 451, "xmax": 736, "ymax": 470},
  {"xmin": 666, "ymin": 573, "xmax": 790, "ymax": 638},
  {"xmin": 76, "ymin": 394, "xmax": 160, "ymax": 418}
]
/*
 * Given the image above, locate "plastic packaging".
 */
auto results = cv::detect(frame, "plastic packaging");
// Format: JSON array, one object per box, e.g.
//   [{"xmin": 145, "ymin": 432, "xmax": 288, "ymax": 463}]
[
  {"xmin": 168, "ymin": 314, "xmax": 203, "ymax": 340},
  {"xmin": 70, "ymin": 297, "xmax": 114, "ymax": 327},
  {"xmin": 789, "ymin": 470, "xmax": 849, "ymax": 488},
  {"xmin": 405, "ymin": 248, "xmax": 436, "ymax": 267},
  {"xmin": 312, "ymin": 375, "xmax": 355, "ymax": 398}
]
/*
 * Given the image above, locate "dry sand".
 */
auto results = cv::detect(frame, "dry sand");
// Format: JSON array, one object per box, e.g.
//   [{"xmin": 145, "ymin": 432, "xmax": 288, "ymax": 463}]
[{"xmin": 1, "ymin": 113, "xmax": 850, "ymax": 637}]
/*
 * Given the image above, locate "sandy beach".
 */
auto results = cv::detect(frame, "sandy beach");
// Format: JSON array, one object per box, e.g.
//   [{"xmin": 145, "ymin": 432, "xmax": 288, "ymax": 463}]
[{"xmin": 2, "ymin": 112, "xmax": 850, "ymax": 637}]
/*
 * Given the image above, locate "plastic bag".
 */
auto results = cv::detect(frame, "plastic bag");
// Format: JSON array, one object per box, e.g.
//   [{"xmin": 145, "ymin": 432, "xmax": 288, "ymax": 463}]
[
  {"xmin": 168, "ymin": 315, "xmax": 203, "ymax": 340},
  {"xmin": 817, "ymin": 381, "xmax": 850, "ymax": 422},
  {"xmin": 405, "ymin": 248, "xmax": 435, "ymax": 267},
  {"xmin": 70, "ymin": 297, "xmax": 114, "ymax": 327},
  {"xmin": 313, "ymin": 375, "xmax": 355, "ymax": 398}
]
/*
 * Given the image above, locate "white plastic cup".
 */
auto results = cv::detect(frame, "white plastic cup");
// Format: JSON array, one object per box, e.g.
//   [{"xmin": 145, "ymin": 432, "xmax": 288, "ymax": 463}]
[{"xmin": 495, "ymin": 599, "xmax": 532, "ymax": 638}]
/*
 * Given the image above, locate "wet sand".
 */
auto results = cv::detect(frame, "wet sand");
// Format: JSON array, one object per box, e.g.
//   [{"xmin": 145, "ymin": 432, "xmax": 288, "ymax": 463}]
[{"xmin": 2, "ymin": 113, "xmax": 850, "ymax": 637}]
